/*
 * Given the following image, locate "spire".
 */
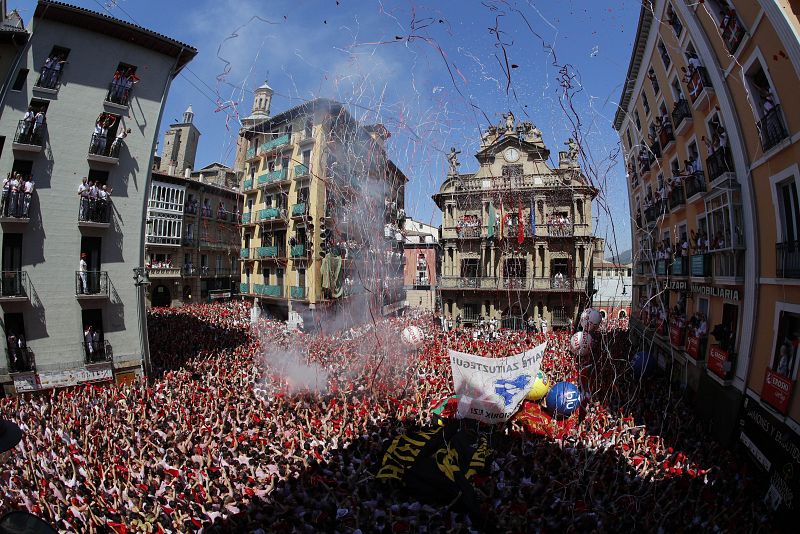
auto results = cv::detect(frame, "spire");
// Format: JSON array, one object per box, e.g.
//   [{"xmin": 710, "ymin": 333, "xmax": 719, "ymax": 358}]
[
  {"xmin": 182, "ymin": 105, "xmax": 194, "ymax": 124},
  {"xmin": 248, "ymin": 80, "xmax": 273, "ymax": 121}
]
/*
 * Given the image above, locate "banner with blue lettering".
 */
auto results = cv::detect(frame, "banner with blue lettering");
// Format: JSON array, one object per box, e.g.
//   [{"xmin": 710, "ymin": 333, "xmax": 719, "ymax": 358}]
[{"xmin": 448, "ymin": 342, "xmax": 547, "ymax": 424}]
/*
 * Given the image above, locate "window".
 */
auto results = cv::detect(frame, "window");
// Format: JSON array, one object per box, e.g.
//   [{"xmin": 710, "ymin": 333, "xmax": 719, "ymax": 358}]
[
  {"xmin": 625, "ymin": 130, "xmax": 633, "ymax": 150},
  {"xmin": 670, "ymin": 77, "xmax": 684, "ymax": 102},
  {"xmin": 634, "ymin": 111, "xmax": 641, "ymax": 131},
  {"xmin": 745, "ymin": 59, "xmax": 787, "ymax": 150},
  {"xmin": 297, "ymin": 268, "xmax": 306, "ymax": 288},
  {"xmin": 642, "ymin": 93, "xmax": 650, "ymax": 116},
  {"xmin": 11, "ymin": 69, "xmax": 28, "ymax": 91},
  {"xmin": 657, "ymin": 40, "xmax": 671, "ymax": 70},
  {"xmin": 772, "ymin": 311, "xmax": 800, "ymax": 378},
  {"xmin": 778, "ymin": 178, "xmax": 800, "ymax": 243},
  {"xmin": 667, "ymin": 3, "xmax": 683, "ymax": 37},
  {"xmin": 107, "ymin": 63, "xmax": 138, "ymax": 106},
  {"xmin": 648, "ymin": 68, "xmax": 660, "ymax": 94},
  {"xmin": 36, "ymin": 46, "xmax": 70, "ymax": 89},
  {"xmin": 302, "ymin": 149, "xmax": 311, "ymax": 167},
  {"xmin": 502, "ymin": 165, "xmax": 523, "ymax": 177}
]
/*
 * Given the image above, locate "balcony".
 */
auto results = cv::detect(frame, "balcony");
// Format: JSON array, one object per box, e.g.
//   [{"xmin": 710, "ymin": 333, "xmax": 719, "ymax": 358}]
[
  {"xmin": 690, "ymin": 254, "xmax": 711, "ymax": 277},
  {"xmin": 639, "ymin": 153, "xmax": 652, "ymax": 174},
  {"xmin": 87, "ymin": 133, "xmax": 120, "ymax": 164},
  {"xmin": 290, "ymin": 286, "xmax": 307, "ymax": 299},
  {"xmin": 668, "ymin": 185, "xmax": 685, "ymax": 211},
  {"xmin": 148, "ymin": 267, "xmax": 181, "ymax": 278},
  {"xmin": 257, "ymin": 168, "xmax": 288, "ymax": 186},
  {"xmin": 291, "ymin": 202, "xmax": 308, "ymax": 218},
  {"xmin": 671, "ymin": 256, "xmax": 688, "ymax": 276},
  {"xmin": 547, "ymin": 223, "xmax": 574, "ymax": 238},
  {"xmin": 712, "ymin": 250, "xmax": 744, "ymax": 282},
  {"xmin": 216, "ymin": 210, "xmax": 229, "ymax": 222},
  {"xmin": 241, "ymin": 212, "xmax": 252, "ymax": 224},
  {"xmin": 670, "ymin": 324, "xmax": 686, "ymax": 348},
  {"xmin": 240, "ymin": 248, "xmax": 251, "ymax": 260},
  {"xmin": 12, "ymin": 120, "xmax": 45, "ymax": 152},
  {"xmin": 290, "ymin": 244, "xmax": 308, "ymax": 258},
  {"xmin": 201, "ymin": 207, "xmax": 213, "ymax": 219},
  {"xmin": 0, "ymin": 271, "xmax": 30, "ymax": 302},
  {"xmin": 78, "ymin": 199, "xmax": 111, "ymax": 228},
  {"xmin": 685, "ymin": 333, "xmax": 706, "ymax": 361},
  {"xmin": 649, "ymin": 140, "xmax": 661, "ymax": 160},
  {"xmin": 721, "ymin": 16, "xmax": 746, "ymax": 54},
  {"xmin": 6, "ymin": 347, "xmax": 35, "ymax": 374},
  {"xmin": 181, "ymin": 237, "xmax": 198, "ymax": 247},
  {"xmin": 257, "ymin": 207, "xmax": 285, "ymax": 222},
  {"xmin": 259, "ymin": 133, "xmax": 290, "ymax": 154},
  {"xmin": 707, "ymin": 345, "xmax": 735, "ymax": 380},
  {"xmin": 684, "ymin": 171, "xmax": 706, "ymax": 200},
  {"xmin": 246, "ymin": 147, "xmax": 256, "ymax": 160},
  {"xmin": 706, "ymin": 147, "xmax": 735, "ymax": 185},
  {"xmin": 688, "ymin": 67, "xmax": 713, "ymax": 104},
  {"xmin": 656, "ymin": 259, "xmax": 667, "ymax": 276},
  {"xmin": 776, "ymin": 241, "xmax": 800, "ymax": 278},
  {"xmin": 671, "ymin": 100, "xmax": 692, "ymax": 135},
  {"xmin": 455, "ymin": 226, "xmax": 482, "ymax": 238},
  {"xmin": 240, "ymin": 282, "xmax": 250, "ymax": 294},
  {"xmin": 75, "ymin": 271, "xmax": 109, "ymax": 299},
  {"xmin": 84, "ymin": 339, "xmax": 113, "ymax": 365},
  {"xmin": 294, "ymin": 164, "xmax": 309, "ymax": 178},
  {"xmin": 757, "ymin": 105, "xmax": 789, "ymax": 152},
  {"xmin": 257, "ymin": 246, "xmax": 281, "ymax": 259},
  {"xmin": 105, "ymin": 81, "xmax": 134, "ymax": 107},
  {"xmin": 253, "ymin": 284, "xmax": 283, "ymax": 297},
  {"xmin": 438, "ymin": 276, "xmax": 586, "ymax": 292},
  {"xmin": 658, "ymin": 125, "xmax": 675, "ymax": 152},
  {"xmin": 34, "ymin": 66, "xmax": 63, "ymax": 92},
  {"xmin": 185, "ymin": 204, "xmax": 198, "ymax": 215},
  {"xmin": 243, "ymin": 178, "xmax": 254, "ymax": 191}
]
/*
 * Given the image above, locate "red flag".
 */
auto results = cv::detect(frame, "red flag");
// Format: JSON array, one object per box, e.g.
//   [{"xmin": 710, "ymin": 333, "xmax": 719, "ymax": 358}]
[{"xmin": 517, "ymin": 202, "xmax": 524, "ymax": 245}]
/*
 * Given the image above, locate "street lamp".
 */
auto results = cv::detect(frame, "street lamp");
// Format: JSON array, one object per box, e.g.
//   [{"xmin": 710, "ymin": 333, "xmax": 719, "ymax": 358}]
[{"xmin": 132, "ymin": 268, "xmax": 152, "ymax": 377}]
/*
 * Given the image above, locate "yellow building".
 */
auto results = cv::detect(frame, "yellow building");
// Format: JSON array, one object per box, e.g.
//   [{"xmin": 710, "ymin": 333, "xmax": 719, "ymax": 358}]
[
  {"xmin": 236, "ymin": 93, "xmax": 407, "ymax": 327},
  {"xmin": 432, "ymin": 116, "xmax": 599, "ymax": 330},
  {"xmin": 614, "ymin": 0, "xmax": 800, "ymax": 515}
]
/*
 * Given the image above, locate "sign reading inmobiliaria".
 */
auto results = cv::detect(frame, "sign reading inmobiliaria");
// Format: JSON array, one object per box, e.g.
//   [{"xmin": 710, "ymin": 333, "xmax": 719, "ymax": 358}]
[{"xmin": 449, "ymin": 342, "xmax": 547, "ymax": 424}]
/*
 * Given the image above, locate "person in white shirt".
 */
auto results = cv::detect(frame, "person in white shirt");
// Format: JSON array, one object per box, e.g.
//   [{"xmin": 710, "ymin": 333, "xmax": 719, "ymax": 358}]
[
  {"xmin": 20, "ymin": 107, "xmax": 34, "ymax": 140},
  {"xmin": 8, "ymin": 174, "xmax": 19, "ymax": 218},
  {"xmin": 97, "ymin": 185, "xmax": 112, "ymax": 222},
  {"xmin": 1, "ymin": 174, "xmax": 10, "ymax": 217},
  {"xmin": 21, "ymin": 176, "xmax": 34, "ymax": 218},
  {"xmin": 78, "ymin": 178, "xmax": 89, "ymax": 221},
  {"xmin": 79, "ymin": 253, "xmax": 88, "ymax": 294},
  {"xmin": 32, "ymin": 110, "xmax": 46, "ymax": 141},
  {"xmin": 84, "ymin": 325, "xmax": 94, "ymax": 359},
  {"xmin": 110, "ymin": 127, "xmax": 131, "ymax": 157},
  {"xmin": 540, "ymin": 316, "xmax": 548, "ymax": 334}
]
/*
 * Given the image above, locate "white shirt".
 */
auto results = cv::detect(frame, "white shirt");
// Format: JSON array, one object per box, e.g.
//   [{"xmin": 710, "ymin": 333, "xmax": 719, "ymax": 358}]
[
  {"xmin": 24, "ymin": 181, "xmax": 34, "ymax": 194},
  {"xmin": 79, "ymin": 259, "xmax": 87, "ymax": 273}
]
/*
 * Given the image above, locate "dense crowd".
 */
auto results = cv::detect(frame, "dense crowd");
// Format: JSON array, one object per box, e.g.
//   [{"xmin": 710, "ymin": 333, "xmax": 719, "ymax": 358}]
[{"xmin": 0, "ymin": 301, "xmax": 775, "ymax": 532}]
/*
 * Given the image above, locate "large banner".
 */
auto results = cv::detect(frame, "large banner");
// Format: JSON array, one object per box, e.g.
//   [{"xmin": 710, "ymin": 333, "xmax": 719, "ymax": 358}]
[{"xmin": 449, "ymin": 341, "xmax": 547, "ymax": 424}]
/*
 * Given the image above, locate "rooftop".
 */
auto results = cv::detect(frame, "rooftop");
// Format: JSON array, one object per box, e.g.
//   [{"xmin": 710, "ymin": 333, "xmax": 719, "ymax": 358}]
[{"xmin": 612, "ymin": 2, "xmax": 653, "ymax": 131}]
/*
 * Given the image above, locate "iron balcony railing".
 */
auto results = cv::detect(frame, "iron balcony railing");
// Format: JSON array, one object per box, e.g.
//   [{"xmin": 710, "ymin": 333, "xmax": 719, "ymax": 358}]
[
  {"xmin": 671, "ymin": 99, "xmax": 692, "ymax": 131},
  {"xmin": 438, "ymin": 276, "xmax": 586, "ymax": 291},
  {"xmin": 757, "ymin": 105, "xmax": 789, "ymax": 152},
  {"xmin": 6, "ymin": 347, "xmax": 35, "ymax": 373},
  {"xmin": 690, "ymin": 254, "xmax": 711, "ymax": 277},
  {"xmin": 257, "ymin": 246, "xmax": 284, "ymax": 259},
  {"xmin": 688, "ymin": 67, "xmax": 712, "ymax": 102},
  {"xmin": 649, "ymin": 140, "xmax": 661, "ymax": 160},
  {"xmin": 240, "ymin": 248, "xmax": 251, "ymax": 259},
  {"xmin": 671, "ymin": 256, "xmax": 688, "ymax": 276},
  {"xmin": 185, "ymin": 204, "xmax": 198, "ymax": 215},
  {"xmin": 257, "ymin": 168, "xmax": 288, "ymax": 186},
  {"xmin": 656, "ymin": 259, "xmax": 667, "ymax": 276},
  {"xmin": 78, "ymin": 198, "xmax": 111, "ymax": 224},
  {"xmin": 658, "ymin": 124, "xmax": 675, "ymax": 148},
  {"xmin": 14, "ymin": 120, "xmax": 46, "ymax": 147},
  {"xmin": 257, "ymin": 207, "xmax": 285, "ymax": 222},
  {"xmin": 639, "ymin": 153, "xmax": 652, "ymax": 174},
  {"xmin": 241, "ymin": 212, "xmax": 252, "ymax": 224},
  {"xmin": 547, "ymin": 223, "xmax": 574, "ymax": 237},
  {"xmin": 291, "ymin": 202, "xmax": 308, "ymax": 217},
  {"xmin": 290, "ymin": 244, "xmax": 308, "ymax": 257},
  {"xmin": 35, "ymin": 66, "xmax": 64, "ymax": 90},
  {"xmin": 252, "ymin": 284, "xmax": 283, "ymax": 297},
  {"xmin": 290, "ymin": 286, "xmax": 307, "ymax": 299},
  {"xmin": 243, "ymin": 178, "xmax": 254, "ymax": 190},
  {"xmin": 106, "ymin": 80, "xmax": 134, "ymax": 106},
  {"xmin": 684, "ymin": 171, "xmax": 706, "ymax": 198},
  {"xmin": 706, "ymin": 147, "xmax": 734, "ymax": 182},
  {"xmin": 75, "ymin": 271, "xmax": 109, "ymax": 296},
  {"xmin": 669, "ymin": 185, "xmax": 685, "ymax": 210},
  {"xmin": 83, "ymin": 339, "xmax": 112, "ymax": 364},
  {"xmin": 259, "ymin": 133, "xmax": 290, "ymax": 154},
  {"xmin": 777, "ymin": 241, "xmax": 800, "ymax": 278},
  {"xmin": 294, "ymin": 164, "xmax": 309, "ymax": 178},
  {"xmin": 0, "ymin": 271, "xmax": 29, "ymax": 299},
  {"xmin": 240, "ymin": 282, "xmax": 250, "ymax": 294},
  {"xmin": 88, "ymin": 132, "xmax": 121, "ymax": 158}
]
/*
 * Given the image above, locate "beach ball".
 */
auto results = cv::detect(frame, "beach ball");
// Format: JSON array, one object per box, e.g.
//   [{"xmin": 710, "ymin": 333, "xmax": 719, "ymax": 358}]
[
  {"xmin": 401, "ymin": 325, "xmax": 424, "ymax": 348},
  {"xmin": 570, "ymin": 331, "xmax": 593, "ymax": 356},
  {"xmin": 544, "ymin": 382, "xmax": 582, "ymax": 418},
  {"xmin": 525, "ymin": 371, "xmax": 550, "ymax": 401},
  {"xmin": 580, "ymin": 308, "xmax": 602, "ymax": 332}
]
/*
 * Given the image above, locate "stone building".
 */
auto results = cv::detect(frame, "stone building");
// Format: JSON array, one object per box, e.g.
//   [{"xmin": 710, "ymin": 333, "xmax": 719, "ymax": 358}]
[
  {"xmin": 0, "ymin": 0, "xmax": 195, "ymax": 391},
  {"xmin": 433, "ymin": 115, "xmax": 599, "ymax": 330},
  {"xmin": 614, "ymin": 0, "xmax": 800, "ymax": 516},
  {"xmin": 158, "ymin": 105, "xmax": 200, "ymax": 176},
  {"xmin": 235, "ymin": 92, "xmax": 407, "ymax": 328}
]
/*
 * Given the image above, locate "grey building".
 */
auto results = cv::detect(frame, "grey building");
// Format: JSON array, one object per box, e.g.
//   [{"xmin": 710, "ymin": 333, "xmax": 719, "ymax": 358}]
[{"xmin": 0, "ymin": 0, "xmax": 195, "ymax": 392}]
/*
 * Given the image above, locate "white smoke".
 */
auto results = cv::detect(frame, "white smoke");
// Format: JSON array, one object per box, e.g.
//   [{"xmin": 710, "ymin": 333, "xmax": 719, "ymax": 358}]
[{"xmin": 254, "ymin": 322, "xmax": 329, "ymax": 395}]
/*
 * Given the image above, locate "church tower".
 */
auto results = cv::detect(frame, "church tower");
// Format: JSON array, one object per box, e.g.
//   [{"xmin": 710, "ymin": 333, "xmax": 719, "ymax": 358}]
[{"xmin": 159, "ymin": 104, "xmax": 201, "ymax": 175}]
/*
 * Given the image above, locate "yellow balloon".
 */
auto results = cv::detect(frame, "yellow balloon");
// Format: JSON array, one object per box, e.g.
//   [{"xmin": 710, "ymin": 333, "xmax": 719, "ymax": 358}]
[{"xmin": 526, "ymin": 371, "xmax": 550, "ymax": 401}]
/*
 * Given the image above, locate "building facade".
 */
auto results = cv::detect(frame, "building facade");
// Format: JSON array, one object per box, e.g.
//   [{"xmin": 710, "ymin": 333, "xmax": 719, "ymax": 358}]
[
  {"xmin": 613, "ymin": 0, "xmax": 800, "ymax": 519},
  {"xmin": 236, "ymin": 94, "xmax": 407, "ymax": 328},
  {"xmin": 0, "ymin": 0, "xmax": 195, "ymax": 392},
  {"xmin": 433, "ymin": 116, "xmax": 598, "ymax": 330},
  {"xmin": 158, "ymin": 105, "xmax": 199, "ymax": 176},
  {"xmin": 403, "ymin": 218, "xmax": 439, "ymax": 311}
]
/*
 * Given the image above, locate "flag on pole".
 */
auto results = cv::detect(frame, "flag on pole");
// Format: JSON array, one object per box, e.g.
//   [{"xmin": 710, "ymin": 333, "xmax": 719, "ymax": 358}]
[
  {"xmin": 517, "ymin": 202, "xmax": 525, "ymax": 245},
  {"xmin": 488, "ymin": 202, "xmax": 496, "ymax": 238}
]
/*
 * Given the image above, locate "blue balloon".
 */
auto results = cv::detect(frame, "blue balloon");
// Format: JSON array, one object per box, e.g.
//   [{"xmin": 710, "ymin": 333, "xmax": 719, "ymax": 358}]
[
  {"xmin": 631, "ymin": 351, "xmax": 655, "ymax": 377},
  {"xmin": 544, "ymin": 382, "xmax": 582, "ymax": 418}
]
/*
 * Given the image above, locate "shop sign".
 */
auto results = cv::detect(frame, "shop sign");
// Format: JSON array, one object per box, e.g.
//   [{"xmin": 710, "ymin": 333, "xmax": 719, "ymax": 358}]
[
  {"xmin": 762, "ymin": 369, "xmax": 794, "ymax": 415},
  {"xmin": 708, "ymin": 345, "xmax": 730, "ymax": 378},
  {"xmin": 686, "ymin": 334, "xmax": 702, "ymax": 360},
  {"xmin": 670, "ymin": 324, "xmax": 685, "ymax": 346},
  {"xmin": 661, "ymin": 281, "xmax": 740, "ymax": 301}
]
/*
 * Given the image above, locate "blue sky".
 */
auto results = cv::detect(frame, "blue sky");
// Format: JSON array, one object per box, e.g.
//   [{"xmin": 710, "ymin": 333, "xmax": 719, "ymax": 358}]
[{"xmin": 16, "ymin": 0, "xmax": 639, "ymax": 256}]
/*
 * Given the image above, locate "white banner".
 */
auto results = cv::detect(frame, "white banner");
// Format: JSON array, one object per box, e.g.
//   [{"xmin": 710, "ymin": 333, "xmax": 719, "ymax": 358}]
[
  {"xmin": 14, "ymin": 365, "xmax": 113, "ymax": 392},
  {"xmin": 449, "ymin": 341, "xmax": 547, "ymax": 424}
]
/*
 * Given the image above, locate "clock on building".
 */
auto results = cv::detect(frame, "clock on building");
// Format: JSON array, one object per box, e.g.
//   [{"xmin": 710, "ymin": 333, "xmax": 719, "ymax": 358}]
[{"xmin": 504, "ymin": 147, "xmax": 520, "ymax": 162}]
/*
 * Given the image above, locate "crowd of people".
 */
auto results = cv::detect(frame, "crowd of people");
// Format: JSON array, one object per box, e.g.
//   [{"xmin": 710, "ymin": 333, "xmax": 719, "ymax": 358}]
[
  {"xmin": 0, "ymin": 301, "xmax": 776, "ymax": 532},
  {"xmin": 1, "ymin": 172, "xmax": 35, "ymax": 219}
]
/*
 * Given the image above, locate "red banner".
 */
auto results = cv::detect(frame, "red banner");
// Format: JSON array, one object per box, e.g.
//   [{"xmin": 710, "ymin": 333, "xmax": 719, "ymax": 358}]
[
  {"xmin": 707, "ymin": 345, "xmax": 729, "ymax": 378},
  {"xmin": 656, "ymin": 321, "xmax": 666, "ymax": 336},
  {"xmin": 762, "ymin": 369, "xmax": 794, "ymax": 414},
  {"xmin": 686, "ymin": 335, "xmax": 701, "ymax": 360},
  {"xmin": 670, "ymin": 325, "xmax": 685, "ymax": 346}
]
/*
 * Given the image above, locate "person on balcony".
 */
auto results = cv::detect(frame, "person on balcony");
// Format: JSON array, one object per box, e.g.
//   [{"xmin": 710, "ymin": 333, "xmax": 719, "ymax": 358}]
[
  {"xmin": 21, "ymin": 175, "xmax": 34, "ymax": 218},
  {"xmin": 0, "ymin": 174, "xmax": 9, "ymax": 217},
  {"xmin": 20, "ymin": 107, "xmax": 35, "ymax": 142},
  {"xmin": 32, "ymin": 109, "xmax": 46, "ymax": 141},
  {"xmin": 79, "ymin": 253, "xmax": 88, "ymax": 294},
  {"xmin": 7, "ymin": 173, "xmax": 19, "ymax": 218},
  {"xmin": 84, "ymin": 325, "xmax": 94, "ymax": 360},
  {"xmin": 122, "ymin": 69, "xmax": 139, "ymax": 103},
  {"xmin": 78, "ymin": 177, "xmax": 90, "ymax": 221},
  {"xmin": 110, "ymin": 126, "xmax": 131, "ymax": 157},
  {"xmin": 98, "ymin": 185, "xmax": 113, "ymax": 222},
  {"xmin": 44, "ymin": 54, "xmax": 67, "ymax": 88},
  {"xmin": 87, "ymin": 180, "xmax": 99, "ymax": 221},
  {"xmin": 92, "ymin": 114, "xmax": 116, "ymax": 155},
  {"xmin": 92, "ymin": 328, "xmax": 102, "ymax": 360}
]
